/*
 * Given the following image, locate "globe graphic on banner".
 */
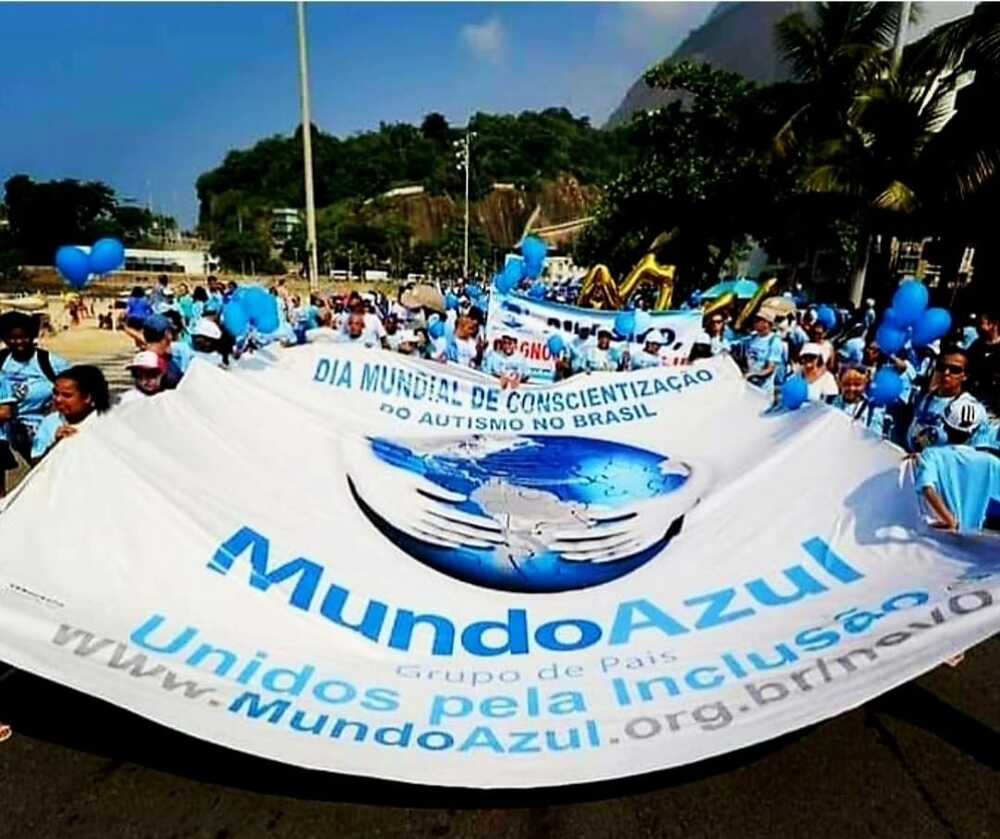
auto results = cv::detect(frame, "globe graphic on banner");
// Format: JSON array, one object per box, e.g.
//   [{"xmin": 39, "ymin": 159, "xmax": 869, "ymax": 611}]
[{"xmin": 346, "ymin": 434, "xmax": 700, "ymax": 593}]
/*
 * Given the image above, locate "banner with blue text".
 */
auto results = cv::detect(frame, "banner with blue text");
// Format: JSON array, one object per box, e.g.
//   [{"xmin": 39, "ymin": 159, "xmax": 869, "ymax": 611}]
[
  {"xmin": 0, "ymin": 346, "xmax": 997, "ymax": 788},
  {"xmin": 485, "ymin": 293, "xmax": 703, "ymax": 381}
]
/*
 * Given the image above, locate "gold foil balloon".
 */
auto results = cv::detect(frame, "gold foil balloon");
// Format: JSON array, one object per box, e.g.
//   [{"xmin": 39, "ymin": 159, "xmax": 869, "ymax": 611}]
[
  {"xmin": 618, "ymin": 254, "xmax": 677, "ymax": 311},
  {"xmin": 578, "ymin": 264, "xmax": 622, "ymax": 309},
  {"xmin": 734, "ymin": 277, "xmax": 779, "ymax": 330},
  {"xmin": 577, "ymin": 255, "xmax": 677, "ymax": 311},
  {"xmin": 702, "ymin": 291, "xmax": 736, "ymax": 317}
]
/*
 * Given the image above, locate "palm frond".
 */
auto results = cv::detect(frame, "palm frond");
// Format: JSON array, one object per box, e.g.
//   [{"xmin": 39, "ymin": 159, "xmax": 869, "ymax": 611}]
[{"xmin": 871, "ymin": 180, "xmax": 918, "ymax": 213}]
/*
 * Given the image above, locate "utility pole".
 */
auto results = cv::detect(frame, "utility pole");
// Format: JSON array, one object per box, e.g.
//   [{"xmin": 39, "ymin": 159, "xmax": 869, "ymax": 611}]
[
  {"xmin": 296, "ymin": 1, "xmax": 320, "ymax": 290},
  {"xmin": 892, "ymin": 0, "xmax": 912, "ymax": 69}
]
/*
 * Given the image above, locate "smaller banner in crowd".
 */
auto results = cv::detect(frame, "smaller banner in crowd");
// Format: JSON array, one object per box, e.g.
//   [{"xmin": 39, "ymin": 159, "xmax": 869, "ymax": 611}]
[{"xmin": 485, "ymin": 293, "xmax": 704, "ymax": 381}]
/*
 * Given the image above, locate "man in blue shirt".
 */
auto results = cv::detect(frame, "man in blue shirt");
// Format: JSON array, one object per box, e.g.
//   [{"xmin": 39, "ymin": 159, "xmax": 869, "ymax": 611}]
[
  {"xmin": 482, "ymin": 333, "xmax": 529, "ymax": 388},
  {"xmin": 907, "ymin": 347, "xmax": 990, "ymax": 451},
  {"xmin": 914, "ymin": 399, "xmax": 999, "ymax": 532},
  {"xmin": 0, "ymin": 311, "xmax": 71, "ymax": 461}
]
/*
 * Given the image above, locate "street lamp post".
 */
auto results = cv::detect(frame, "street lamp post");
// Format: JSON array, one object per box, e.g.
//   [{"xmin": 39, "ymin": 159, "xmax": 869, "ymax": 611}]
[
  {"xmin": 454, "ymin": 131, "xmax": 475, "ymax": 281},
  {"xmin": 296, "ymin": 1, "xmax": 320, "ymax": 290}
]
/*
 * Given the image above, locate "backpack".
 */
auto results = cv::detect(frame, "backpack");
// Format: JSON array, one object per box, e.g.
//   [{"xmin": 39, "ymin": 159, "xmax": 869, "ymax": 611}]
[{"xmin": 0, "ymin": 348, "xmax": 59, "ymax": 383}]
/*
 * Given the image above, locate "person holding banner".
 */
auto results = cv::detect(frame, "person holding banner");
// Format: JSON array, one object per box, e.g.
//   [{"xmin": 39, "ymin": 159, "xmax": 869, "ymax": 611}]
[
  {"xmin": 831, "ymin": 366, "xmax": 891, "ymax": 437},
  {"xmin": 574, "ymin": 328, "xmax": 623, "ymax": 374},
  {"xmin": 798, "ymin": 343, "xmax": 839, "ymax": 402},
  {"xmin": 118, "ymin": 351, "xmax": 167, "ymax": 406},
  {"xmin": 629, "ymin": 330, "xmax": 668, "ymax": 370},
  {"xmin": 912, "ymin": 399, "xmax": 999, "ymax": 533},
  {"xmin": 338, "ymin": 312, "xmax": 381, "ymax": 349},
  {"xmin": 30, "ymin": 365, "xmax": 110, "ymax": 461},
  {"xmin": 482, "ymin": 333, "xmax": 529, "ymax": 389},
  {"xmin": 0, "ymin": 311, "xmax": 71, "ymax": 464},
  {"xmin": 446, "ymin": 312, "xmax": 485, "ymax": 370},
  {"xmin": 740, "ymin": 311, "xmax": 787, "ymax": 393}
]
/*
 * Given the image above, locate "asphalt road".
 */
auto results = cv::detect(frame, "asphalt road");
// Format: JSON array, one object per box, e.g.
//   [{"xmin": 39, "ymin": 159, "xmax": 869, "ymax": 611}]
[{"xmin": 0, "ymin": 635, "xmax": 996, "ymax": 839}]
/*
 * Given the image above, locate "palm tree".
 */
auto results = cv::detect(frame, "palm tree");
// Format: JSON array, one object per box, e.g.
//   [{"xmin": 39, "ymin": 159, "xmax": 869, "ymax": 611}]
[{"xmin": 776, "ymin": 2, "xmax": 1000, "ymax": 304}]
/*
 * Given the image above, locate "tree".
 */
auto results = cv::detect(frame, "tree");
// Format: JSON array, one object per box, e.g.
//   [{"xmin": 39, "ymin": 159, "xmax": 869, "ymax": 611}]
[
  {"xmin": 775, "ymin": 2, "xmax": 1000, "ymax": 304},
  {"xmin": 576, "ymin": 61, "xmax": 796, "ymax": 295},
  {"xmin": 4, "ymin": 175, "xmax": 116, "ymax": 263}
]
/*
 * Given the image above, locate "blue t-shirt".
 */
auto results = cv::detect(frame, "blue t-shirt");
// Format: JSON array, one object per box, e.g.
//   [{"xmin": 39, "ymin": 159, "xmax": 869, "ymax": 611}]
[
  {"xmin": 915, "ymin": 446, "xmax": 1000, "ymax": 533},
  {"xmin": 126, "ymin": 297, "xmax": 153, "ymax": 322},
  {"xmin": 907, "ymin": 391, "xmax": 990, "ymax": 451},
  {"xmin": 0, "ymin": 373, "xmax": 15, "ymax": 444},
  {"xmin": 574, "ymin": 344, "xmax": 621, "ymax": 373},
  {"xmin": 630, "ymin": 347, "xmax": 664, "ymax": 370},
  {"xmin": 743, "ymin": 333, "xmax": 787, "ymax": 391},
  {"xmin": 831, "ymin": 396, "xmax": 891, "ymax": 438},
  {"xmin": 30, "ymin": 412, "xmax": 66, "ymax": 460},
  {"xmin": 0, "ymin": 349, "xmax": 71, "ymax": 430},
  {"xmin": 170, "ymin": 341, "xmax": 195, "ymax": 374},
  {"xmin": 483, "ymin": 350, "xmax": 528, "ymax": 381}
]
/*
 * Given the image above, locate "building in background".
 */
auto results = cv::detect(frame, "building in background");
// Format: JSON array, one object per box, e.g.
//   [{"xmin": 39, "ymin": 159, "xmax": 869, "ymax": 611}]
[{"xmin": 271, "ymin": 208, "xmax": 302, "ymax": 245}]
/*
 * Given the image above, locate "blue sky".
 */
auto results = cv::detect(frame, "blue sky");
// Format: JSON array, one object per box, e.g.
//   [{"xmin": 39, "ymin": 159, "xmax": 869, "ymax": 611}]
[{"xmin": 0, "ymin": 2, "xmax": 713, "ymax": 228}]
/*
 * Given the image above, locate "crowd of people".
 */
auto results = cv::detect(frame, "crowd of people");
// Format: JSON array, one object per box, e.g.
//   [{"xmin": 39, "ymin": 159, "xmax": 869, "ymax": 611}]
[{"xmin": 0, "ymin": 274, "xmax": 997, "ymax": 534}]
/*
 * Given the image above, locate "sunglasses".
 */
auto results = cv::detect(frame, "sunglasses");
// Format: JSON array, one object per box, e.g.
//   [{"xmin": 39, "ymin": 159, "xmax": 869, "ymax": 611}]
[
  {"xmin": 801, "ymin": 355, "xmax": 822, "ymax": 363},
  {"xmin": 937, "ymin": 363, "xmax": 965, "ymax": 375},
  {"xmin": 710, "ymin": 317, "xmax": 724, "ymax": 324}
]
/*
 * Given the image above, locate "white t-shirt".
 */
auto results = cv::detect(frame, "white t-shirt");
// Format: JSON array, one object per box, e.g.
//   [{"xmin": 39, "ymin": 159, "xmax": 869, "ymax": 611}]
[{"xmin": 806, "ymin": 370, "xmax": 839, "ymax": 402}]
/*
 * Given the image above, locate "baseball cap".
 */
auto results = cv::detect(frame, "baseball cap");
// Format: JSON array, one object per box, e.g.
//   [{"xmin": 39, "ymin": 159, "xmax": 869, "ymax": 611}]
[
  {"xmin": 128, "ymin": 350, "xmax": 161, "ymax": 371},
  {"xmin": 644, "ymin": 330, "xmax": 666, "ymax": 344},
  {"xmin": 143, "ymin": 313, "xmax": 171, "ymax": 337},
  {"xmin": 192, "ymin": 318, "xmax": 222, "ymax": 340},
  {"xmin": 754, "ymin": 309, "xmax": 776, "ymax": 324},
  {"xmin": 943, "ymin": 395, "xmax": 986, "ymax": 434},
  {"xmin": 800, "ymin": 342, "xmax": 825, "ymax": 359}
]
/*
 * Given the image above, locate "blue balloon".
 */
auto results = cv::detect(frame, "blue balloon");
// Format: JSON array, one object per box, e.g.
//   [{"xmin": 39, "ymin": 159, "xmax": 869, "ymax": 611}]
[
  {"xmin": 781, "ymin": 375, "xmax": 809, "ymax": 410},
  {"xmin": 54, "ymin": 246, "xmax": 91, "ymax": 289},
  {"xmin": 547, "ymin": 334, "xmax": 565, "ymax": 356},
  {"xmin": 869, "ymin": 368, "xmax": 904, "ymax": 406},
  {"xmin": 222, "ymin": 300, "xmax": 250, "ymax": 338},
  {"xmin": 816, "ymin": 304, "xmax": 838, "ymax": 331},
  {"xmin": 521, "ymin": 236, "xmax": 547, "ymax": 279},
  {"xmin": 891, "ymin": 280, "xmax": 929, "ymax": 326},
  {"xmin": 87, "ymin": 237, "xmax": 125, "ymax": 275},
  {"xmin": 614, "ymin": 310, "xmax": 636, "ymax": 339},
  {"xmin": 445, "ymin": 292, "xmax": 460, "ymax": 311},
  {"xmin": 875, "ymin": 323, "xmax": 907, "ymax": 355},
  {"xmin": 633, "ymin": 309, "xmax": 652, "ymax": 336},
  {"xmin": 242, "ymin": 286, "xmax": 279, "ymax": 333},
  {"xmin": 882, "ymin": 307, "xmax": 903, "ymax": 327},
  {"xmin": 428, "ymin": 319, "xmax": 445, "ymax": 339},
  {"xmin": 911, "ymin": 307, "xmax": 952, "ymax": 348},
  {"xmin": 496, "ymin": 259, "xmax": 523, "ymax": 293}
]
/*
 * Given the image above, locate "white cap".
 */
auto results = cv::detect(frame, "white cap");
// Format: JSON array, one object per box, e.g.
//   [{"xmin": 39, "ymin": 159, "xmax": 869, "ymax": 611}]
[
  {"xmin": 943, "ymin": 395, "xmax": 986, "ymax": 434},
  {"xmin": 397, "ymin": 329, "xmax": 418, "ymax": 344},
  {"xmin": 644, "ymin": 330, "xmax": 666, "ymax": 344},
  {"xmin": 800, "ymin": 342, "xmax": 825, "ymax": 359},
  {"xmin": 192, "ymin": 318, "xmax": 222, "ymax": 340},
  {"xmin": 128, "ymin": 350, "xmax": 161, "ymax": 371}
]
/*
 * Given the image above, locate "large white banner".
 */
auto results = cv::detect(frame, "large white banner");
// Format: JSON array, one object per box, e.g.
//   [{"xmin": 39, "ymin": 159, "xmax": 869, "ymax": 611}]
[
  {"xmin": 0, "ymin": 346, "xmax": 997, "ymax": 788},
  {"xmin": 485, "ymin": 293, "xmax": 704, "ymax": 381}
]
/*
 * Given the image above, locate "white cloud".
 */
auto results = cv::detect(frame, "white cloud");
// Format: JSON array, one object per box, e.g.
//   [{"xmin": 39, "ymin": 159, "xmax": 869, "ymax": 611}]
[{"xmin": 460, "ymin": 16, "xmax": 508, "ymax": 65}]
